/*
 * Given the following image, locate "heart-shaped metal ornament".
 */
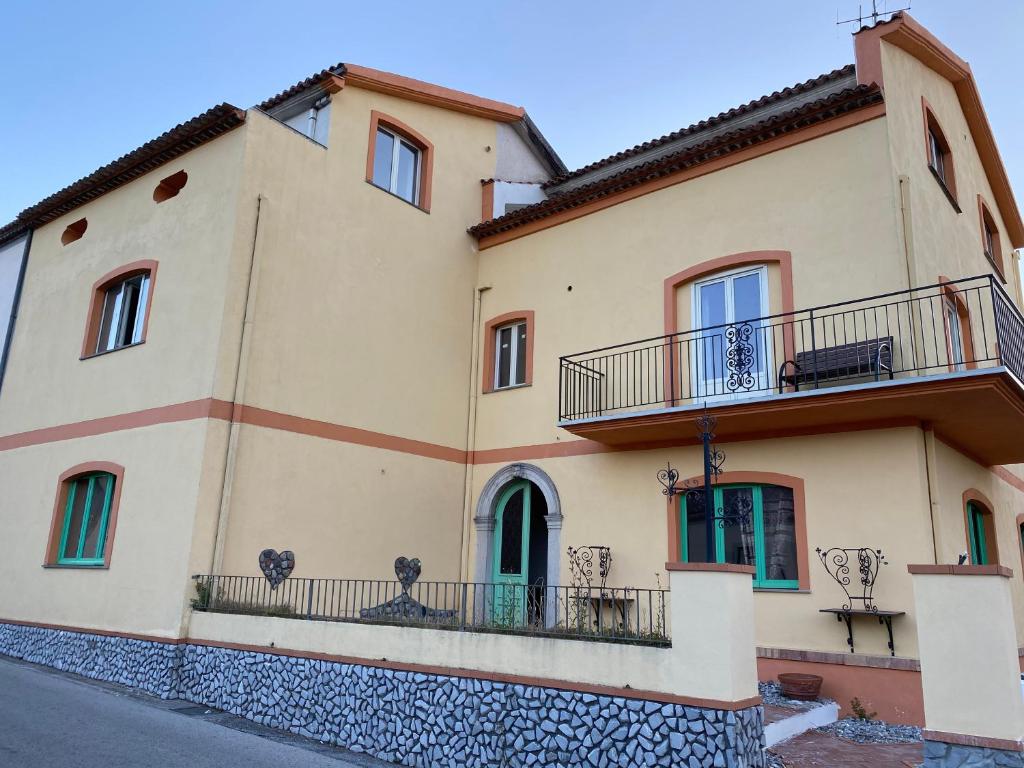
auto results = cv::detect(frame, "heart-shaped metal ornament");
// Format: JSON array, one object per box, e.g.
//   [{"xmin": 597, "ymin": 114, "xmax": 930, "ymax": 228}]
[
  {"xmin": 258, "ymin": 549, "xmax": 295, "ymax": 590},
  {"xmin": 394, "ymin": 557, "xmax": 421, "ymax": 592}
]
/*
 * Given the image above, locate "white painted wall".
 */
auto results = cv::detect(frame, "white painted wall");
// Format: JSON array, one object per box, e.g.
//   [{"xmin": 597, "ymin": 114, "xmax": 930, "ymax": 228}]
[
  {"xmin": 493, "ymin": 181, "xmax": 546, "ymax": 217},
  {"xmin": 495, "ymin": 123, "xmax": 550, "ymax": 183},
  {"xmin": 0, "ymin": 235, "xmax": 27, "ymax": 358}
]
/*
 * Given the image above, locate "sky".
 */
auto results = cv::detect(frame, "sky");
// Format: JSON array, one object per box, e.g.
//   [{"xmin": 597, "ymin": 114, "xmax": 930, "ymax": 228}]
[{"xmin": 1, "ymin": 0, "xmax": 1022, "ymax": 224}]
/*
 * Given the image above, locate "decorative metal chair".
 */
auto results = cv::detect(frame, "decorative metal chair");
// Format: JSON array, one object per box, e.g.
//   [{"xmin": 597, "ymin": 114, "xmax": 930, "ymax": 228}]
[{"xmin": 816, "ymin": 547, "xmax": 904, "ymax": 656}]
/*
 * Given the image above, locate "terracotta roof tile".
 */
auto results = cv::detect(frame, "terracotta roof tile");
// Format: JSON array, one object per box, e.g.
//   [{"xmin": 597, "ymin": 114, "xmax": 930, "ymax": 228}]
[
  {"xmin": 1, "ymin": 103, "xmax": 246, "ymax": 242},
  {"xmin": 257, "ymin": 65, "xmax": 344, "ymax": 112},
  {"xmin": 470, "ymin": 82, "xmax": 882, "ymax": 239}
]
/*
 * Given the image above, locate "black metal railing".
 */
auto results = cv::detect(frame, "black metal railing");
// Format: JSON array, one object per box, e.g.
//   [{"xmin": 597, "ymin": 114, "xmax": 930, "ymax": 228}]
[
  {"xmin": 191, "ymin": 575, "xmax": 670, "ymax": 646},
  {"xmin": 559, "ymin": 275, "xmax": 1024, "ymax": 421}
]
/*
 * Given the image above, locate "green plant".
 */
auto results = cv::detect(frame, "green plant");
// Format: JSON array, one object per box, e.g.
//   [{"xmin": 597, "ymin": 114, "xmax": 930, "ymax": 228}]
[
  {"xmin": 849, "ymin": 697, "xmax": 877, "ymax": 721},
  {"xmin": 191, "ymin": 579, "xmax": 212, "ymax": 609}
]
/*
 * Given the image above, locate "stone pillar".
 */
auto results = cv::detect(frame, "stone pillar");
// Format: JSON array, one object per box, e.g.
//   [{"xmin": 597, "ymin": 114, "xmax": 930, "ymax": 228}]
[
  {"xmin": 665, "ymin": 562, "xmax": 761, "ymax": 706},
  {"xmin": 908, "ymin": 564, "xmax": 1024, "ymax": 767}
]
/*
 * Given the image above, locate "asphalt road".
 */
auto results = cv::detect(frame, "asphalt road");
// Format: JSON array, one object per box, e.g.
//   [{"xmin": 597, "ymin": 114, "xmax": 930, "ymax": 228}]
[{"xmin": 0, "ymin": 656, "xmax": 389, "ymax": 768}]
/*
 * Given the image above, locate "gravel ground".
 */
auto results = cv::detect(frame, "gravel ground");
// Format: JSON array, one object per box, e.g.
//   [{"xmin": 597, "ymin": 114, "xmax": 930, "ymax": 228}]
[
  {"xmin": 764, "ymin": 750, "xmax": 787, "ymax": 768},
  {"xmin": 816, "ymin": 717, "xmax": 922, "ymax": 744},
  {"xmin": 759, "ymin": 681, "xmax": 834, "ymax": 711}
]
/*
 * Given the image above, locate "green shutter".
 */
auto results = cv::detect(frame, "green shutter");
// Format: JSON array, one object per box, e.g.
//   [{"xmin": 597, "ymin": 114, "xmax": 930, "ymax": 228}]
[{"xmin": 967, "ymin": 503, "xmax": 989, "ymax": 565}]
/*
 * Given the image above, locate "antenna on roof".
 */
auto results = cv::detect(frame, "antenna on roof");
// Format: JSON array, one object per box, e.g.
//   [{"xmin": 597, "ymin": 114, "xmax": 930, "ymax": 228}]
[{"xmin": 836, "ymin": 0, "xmax": 911, "ymax": 28}]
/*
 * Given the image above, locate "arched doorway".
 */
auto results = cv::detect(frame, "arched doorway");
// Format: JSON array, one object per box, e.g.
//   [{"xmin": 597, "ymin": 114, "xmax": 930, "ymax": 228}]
[{"xmin": 475, "ymin": 464, "xmax": 562, "ymax": 626}]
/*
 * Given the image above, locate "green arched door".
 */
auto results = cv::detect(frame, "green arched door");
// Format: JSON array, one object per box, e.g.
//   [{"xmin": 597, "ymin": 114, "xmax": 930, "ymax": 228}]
[{"xmin": 491, "ymin": 480, "xmax": 531, "ymax": 625}]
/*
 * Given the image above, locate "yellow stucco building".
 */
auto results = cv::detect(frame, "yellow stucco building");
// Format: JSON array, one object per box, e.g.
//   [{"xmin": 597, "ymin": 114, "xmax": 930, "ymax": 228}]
[{"xmin": 1, "ymin": 13, "xmax": 1022, "ymax": 744}]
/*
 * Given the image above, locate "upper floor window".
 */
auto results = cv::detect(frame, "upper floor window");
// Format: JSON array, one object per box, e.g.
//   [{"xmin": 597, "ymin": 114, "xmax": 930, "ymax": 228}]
[
  {"xmin": 81, "ymin": 261, "xmax": 158, "ymax": 359},
  {"xmin": 978, "ymin": 197, "xmax": 1004, "ymax": 278},
  {"xmin": 97, "ymin": 272, "xmax": 150, "ymax": 354},
  {"xmin": 922, "ymin": 100, "xmax": 957, "ymax": 207},
  {"xmin": 681, "ymin": 483, "xmax": 799, "ymax": 589},
  {"xmin": 57, "ymin": 472, "xmax": 116, "ymax": 566},
  {"xmin": 495, "ymin": 321, "xmax": 528, "ymax": 389},
  {"xmin": 365, "ymin": 111, "xmax": 434, "ymax": 212},
  {"xmin": 373, "ymin": 127, "xmax": 421, "ymax": 204}
]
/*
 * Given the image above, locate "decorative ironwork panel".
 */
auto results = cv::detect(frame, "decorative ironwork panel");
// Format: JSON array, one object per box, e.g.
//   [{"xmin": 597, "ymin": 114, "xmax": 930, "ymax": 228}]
[
  {"xmin": 725, "ymin": 322, "xmax": 757, "ymax": 392},
  {"xmin": 816, "ymin": 547, "xmax": 888, "ymax": 611}
]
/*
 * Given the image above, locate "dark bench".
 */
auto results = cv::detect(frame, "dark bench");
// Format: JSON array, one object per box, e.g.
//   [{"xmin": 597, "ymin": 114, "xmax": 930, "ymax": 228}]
[{"xmin": 778, "ymin": 337, "xmax": 893, "ymax": 391}]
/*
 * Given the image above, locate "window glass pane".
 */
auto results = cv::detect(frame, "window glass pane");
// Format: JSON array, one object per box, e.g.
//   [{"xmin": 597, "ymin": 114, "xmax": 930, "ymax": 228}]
[
  {"xmin": 117, "ymin": 278, "xmax": 141, "ymax": 348},
  {"xmin": 81, "ymin": 475, "xmax": 110, "ymax": 558},
  {"xmin": 698, "ymin": 281, "xmax": 727, "ymax": 393},
  {"xmin": 131, "ymin": 275, "xmax": 150, "ymax": 344},
  {"xmin": 732, "ymin": 272, "xmax": 766, "ymax": 375},
  {"xmin": 720, "ymin": 487, "xmax": 756, "ymax": 567},
  {"xmin": 373, "ymin": 129, "xmax": 394, "ymax": 189},
  {"xmin": 395, "ymin": 141, "xmax": 418, "ymax": 203},
  {"xmin": 984, "ymin": 224, "xmax": 995, "ymax": 257},
  {"xmin": 97, "ymin": 285, "xmax": 121, "ymax": 353},
  {"xmin": 499, "ymin": 489, "xmax": 525, "ymax": 575},
  {"xmin": 946, "ymin": 300, "xmax": 964, "ymax": 368},
  {"xmin": 496, "ymin": 326, "xmax": 513, "ymax": 388},
  {"xmin": 761, "ymin": 486, "xmax": 798, "ymax": 582},
  {"xmin": 684, "ymin": 491, "xmax": 708, "ymax": 562},
  {"xmin": 514, "ymin": 323, "xmax": 527, "ymax": 385},
  {"xmin": 62, "ymin": 479, "xmax": 89, "ymax": 559}
]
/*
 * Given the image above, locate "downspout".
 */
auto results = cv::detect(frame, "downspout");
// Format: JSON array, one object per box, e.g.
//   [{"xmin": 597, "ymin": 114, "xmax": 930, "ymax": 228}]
[
  {"xmin": 0, "ymin": 229, "xmax": 32, "ymax": 397},
  {"xmin": 921, "ymin": 425, "xmax": 941, "ymax": 564},
  {"xmin": 459, "ymin": 284, "xmax": 490, "ymax": 581},
  {"xmin": 210, "ymin": 194, "xmax": 265, "ymax": 575}
]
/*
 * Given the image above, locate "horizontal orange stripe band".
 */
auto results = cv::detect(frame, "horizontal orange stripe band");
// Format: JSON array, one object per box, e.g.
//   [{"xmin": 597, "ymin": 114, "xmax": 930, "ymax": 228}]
[
  {"xmin": 3, "ymin": 399, "xmax": 1024, "ymax": 498},
  {"xmin": 0, "ymin": 617, "xmax": 760, "ymax": 711}
]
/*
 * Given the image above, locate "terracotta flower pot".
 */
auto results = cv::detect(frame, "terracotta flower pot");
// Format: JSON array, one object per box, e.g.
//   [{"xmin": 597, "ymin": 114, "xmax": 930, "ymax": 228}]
[{"xmin": 778, "ymin": 673, "xmax": 823, "ymax": 701}]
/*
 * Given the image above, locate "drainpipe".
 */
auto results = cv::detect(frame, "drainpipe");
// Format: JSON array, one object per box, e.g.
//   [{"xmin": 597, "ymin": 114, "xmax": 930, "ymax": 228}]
[
  {"xmin": 459, "ymin": 285, "xmax": 490, "ymax": 581},
  {"xmin": 0, "ymin": 229, "xmax": 32, "ymax": 398},
  {"xmin": 921, "ymin": 424, "xmax": 942, "ymax": 564},
  {"xmin": 210, "ymin": 194, "xmax": 266, "ymax": 575}
]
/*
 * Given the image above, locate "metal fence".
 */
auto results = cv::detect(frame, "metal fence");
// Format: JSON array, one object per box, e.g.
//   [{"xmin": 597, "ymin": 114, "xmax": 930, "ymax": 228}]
[
  {"xmin": 192, "ymin": 575, "xmax": 670, "ymax": 646},
  {"xmin": 559, "ymin": 274, "xmax": 1024, "ymax": 421}
]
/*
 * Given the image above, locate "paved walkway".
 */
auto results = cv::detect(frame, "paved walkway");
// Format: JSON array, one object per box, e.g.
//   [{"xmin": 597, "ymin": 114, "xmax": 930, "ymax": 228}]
[
  {"xmin": 771, "ymin": 730, "xmax": 923, "ymax": 767},
  {"xmin": 0, "ymin": 656, "xmax": 387, "ymax": 768}
]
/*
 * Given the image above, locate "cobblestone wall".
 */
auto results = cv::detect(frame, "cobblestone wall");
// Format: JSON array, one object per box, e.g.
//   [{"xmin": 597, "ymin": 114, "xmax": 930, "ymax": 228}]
[
  {"xmin": 924, "ymin": 739, "xmax": 1024, "ymax": 768},
  {"xmin": 0, "ymin": 621, "xmax": 765, "ymax": 767}
]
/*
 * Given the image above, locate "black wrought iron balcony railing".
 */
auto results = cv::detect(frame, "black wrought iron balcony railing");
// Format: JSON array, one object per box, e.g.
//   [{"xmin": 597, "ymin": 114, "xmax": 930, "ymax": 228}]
[{"xmin": 559, "ymin": 275, "xmax": 1024, "ymax": 422}]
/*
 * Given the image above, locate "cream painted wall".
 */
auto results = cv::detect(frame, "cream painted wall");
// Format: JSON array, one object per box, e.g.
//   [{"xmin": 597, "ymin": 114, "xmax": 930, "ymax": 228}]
[
  {"xmin": 216, "ymin": 424, "xmax": 466, "ymax": 582},
  {"xmin": 0, "ymin": 129, "xmax": 248, "ymax": 436},
  {"xmin": 469, "ymin": 428, "xmax": 934, "ymax": 658},
  {"xmin": 879, "ymin": 41, "xmax": 1022, "ymax": 305},
  {"xmin": 0, "ymin": 421, "xmax": 216, "ymax": 637},
  {"xmin": 473, "ymin": 117, "xmax": 902, "ymax": 451}
]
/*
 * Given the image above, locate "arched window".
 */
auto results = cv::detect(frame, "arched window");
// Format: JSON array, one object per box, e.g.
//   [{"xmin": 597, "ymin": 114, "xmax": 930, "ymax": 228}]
[
  {"xmin": 482, "ymin": 311, "xmax": 535, "ymax": 393},
  {"xmin": 81, "ymin": 261, "xmax": 158, "ymax": 358},
  {"xmin": 44, "ymin": 462, "xmax": 124, "ymax": 568},
  {"xmin": 963, "ymin": 490, "xmax": 998, "ymax": 566},
  {"xmin": 922, "ymin": 99, "xmax": 957, "ymax": 207},
  {"xmin": 365, "ymin": 111, "xmax": 434, "ymax": 211}
]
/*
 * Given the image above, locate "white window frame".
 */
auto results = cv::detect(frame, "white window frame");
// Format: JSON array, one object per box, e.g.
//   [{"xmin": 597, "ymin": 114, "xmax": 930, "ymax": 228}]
[
  {"xmin": 493, "ymin": 320, "xmax": 527, "ymax": 390},
  {"xmin": 690, "ymin": 265, "xmax": 772, "ymax": 402},
  {"xmin": 97, "ymin": 273, "xmax": 150, "ymax": 354},
  {"xmin": 945, "ymin": 296, "xmax": 966, "ymax": 371},
  {"xmin": 375, "ymin": 127, "xmax": 421, "ymax": 205},
  {"xmin": 928, "ymin": 128, "xmax": 946, "ymax": 183}
]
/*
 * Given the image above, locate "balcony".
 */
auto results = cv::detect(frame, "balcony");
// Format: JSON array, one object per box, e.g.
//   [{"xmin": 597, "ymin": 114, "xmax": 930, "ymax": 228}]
[{"xmin": 559, "ymin": 276, "xmax": 1024, "ymax": 464}]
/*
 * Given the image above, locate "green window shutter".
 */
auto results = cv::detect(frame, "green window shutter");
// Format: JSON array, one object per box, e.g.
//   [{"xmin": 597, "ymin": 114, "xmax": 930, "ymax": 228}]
[{"xmin": 967, "ymin": 503, "xmax": 988, "ymax": 565}]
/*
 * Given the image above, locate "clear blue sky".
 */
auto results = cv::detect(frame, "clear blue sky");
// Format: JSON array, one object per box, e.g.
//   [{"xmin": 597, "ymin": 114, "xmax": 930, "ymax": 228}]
[{"xmin": 1, "ymin": 0, "xmax": 1021, "ymax": 224}]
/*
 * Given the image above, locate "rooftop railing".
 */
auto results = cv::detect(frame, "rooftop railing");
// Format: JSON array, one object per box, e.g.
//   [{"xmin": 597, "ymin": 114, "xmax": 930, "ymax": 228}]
[
  {"xmin": 559, "ymin": 274, "xmax": 1024, "ymax": 422},
  {"xmin": 191, "ymin": 575, "xmax": 670, "ymax": 646}
]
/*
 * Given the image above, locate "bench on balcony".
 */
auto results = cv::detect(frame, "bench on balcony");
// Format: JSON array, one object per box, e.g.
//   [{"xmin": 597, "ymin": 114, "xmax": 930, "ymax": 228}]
[{"xmin": 778, "ymin": 336, "xmax": 893, "ymax": 392}]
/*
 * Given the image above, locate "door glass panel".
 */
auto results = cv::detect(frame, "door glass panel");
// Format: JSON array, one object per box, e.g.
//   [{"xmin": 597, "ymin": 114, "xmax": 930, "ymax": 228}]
[
  {"xmin": 732, "ymin": 272, "xmax": 766, "ymax": 376},
  {"xmin": 499, "ymin": 489, "xmax": 525, "ymax": 575},
  {"xmin": 395, "ymin": 141, "xmax": 418, "ymax": 203},
  {"xmin": 62, "ymin": 479, "xmax": 89, "ymax": 559},
  {"xmin": 684, "ymin": 492, "xmax": 708, "ymax": 562},
  {"xmin": 697, "ymin": 281, "xmax": 726, "ymax": 395},
  {"xmin": 720, "ymin": 487, "xmax": 756, "ymax": 566},
  {"xmin": 946, "ymin": 300, "xmax": 965, "ymax": 369},
  {"xmin": 81, "ymin": 475, "xmax": 110, "ymax": 558},
  {"xmin": 373, "ymin": 129, "xmax": 394, "ymax": 189},
  {"xmin": 761, "ymin": 486, "xmax": 798, "ymax": 581}
]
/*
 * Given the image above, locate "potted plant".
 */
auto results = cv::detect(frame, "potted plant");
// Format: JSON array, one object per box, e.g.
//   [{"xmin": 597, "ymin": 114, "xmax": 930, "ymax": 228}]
[{"xmin": 777, "ymin": 672, "xmax": 823, "ymax": 701}]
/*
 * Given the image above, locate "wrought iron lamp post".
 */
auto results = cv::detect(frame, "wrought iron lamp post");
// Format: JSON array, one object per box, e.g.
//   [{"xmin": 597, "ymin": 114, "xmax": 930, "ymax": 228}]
[{"xmin": 656, "ymin": 410, "xmax": 748, "ymax": 562}]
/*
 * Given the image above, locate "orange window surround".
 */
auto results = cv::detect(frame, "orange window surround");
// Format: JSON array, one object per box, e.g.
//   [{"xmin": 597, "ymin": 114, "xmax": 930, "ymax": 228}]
[
  {"xmin": 43, "ymin": 462, "xmax": 125, "ymax": 568},
  {"xmin": 80, "ymin": 260, "xmax": 159, "ymax": 359},
  {"xmin": 364, "ymin": 110, "xmax": 434, "ymax": 213},
  {"xmin": 921, "ymin": 97, "xmax": 957, "ymax": 206},
  {"xmin": 482, "ymin": 311, "xmax": 535, "ymax": 393}
]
